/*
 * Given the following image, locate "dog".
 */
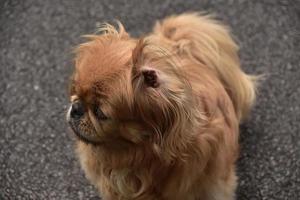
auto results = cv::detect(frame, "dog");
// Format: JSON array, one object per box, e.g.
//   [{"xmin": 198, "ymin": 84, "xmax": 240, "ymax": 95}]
[{"xmin": 66, "ymin": 13, "xmax": 256, "ymax": 200}]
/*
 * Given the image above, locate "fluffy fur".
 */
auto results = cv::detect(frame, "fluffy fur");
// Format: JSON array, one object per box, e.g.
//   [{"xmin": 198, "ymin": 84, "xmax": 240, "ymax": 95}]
[{"xmin": 67, "ymin": 13, "xmax": 256, "ymax": 200}]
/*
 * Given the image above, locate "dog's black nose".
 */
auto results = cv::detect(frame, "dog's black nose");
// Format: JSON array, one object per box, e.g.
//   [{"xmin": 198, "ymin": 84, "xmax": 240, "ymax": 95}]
[{"xmin": 70, "ymin": 101, "xmax": 85, "ymax": 119}]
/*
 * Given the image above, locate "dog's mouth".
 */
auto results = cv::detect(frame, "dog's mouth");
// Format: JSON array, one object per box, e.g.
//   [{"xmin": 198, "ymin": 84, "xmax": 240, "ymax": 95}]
[
  {"xmin": 65, "ymin": 100, "xmax": 108, "ymax": 144},
  {"xmin": 66, "ymin": 104, "xmax": 150, "ymax": 146},
  {"xmin": 68, "ymin": 119, "xmax": 104, "ymax": 145}
]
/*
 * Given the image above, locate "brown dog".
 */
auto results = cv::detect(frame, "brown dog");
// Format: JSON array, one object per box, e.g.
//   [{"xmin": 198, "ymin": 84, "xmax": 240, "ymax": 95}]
[{"xmin": 67, "ymin": 13, "xmax": 256, "ymax": 200}]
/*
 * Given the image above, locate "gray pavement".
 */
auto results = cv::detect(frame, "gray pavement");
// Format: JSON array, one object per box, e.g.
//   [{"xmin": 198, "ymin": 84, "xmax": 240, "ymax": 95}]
[{"xmin": 0, "ymin": 0, "xmax": 299, "ymax": 199}]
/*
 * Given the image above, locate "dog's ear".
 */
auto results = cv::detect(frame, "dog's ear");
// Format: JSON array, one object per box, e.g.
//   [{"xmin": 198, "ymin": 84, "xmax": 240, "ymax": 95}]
[
  {"xmin": 141, "ymin": 68, "xmax": 159, "ymax": 88},
  {"xmin": 132, "ymin": 38, "xmax": 161, "ymax": 88}
]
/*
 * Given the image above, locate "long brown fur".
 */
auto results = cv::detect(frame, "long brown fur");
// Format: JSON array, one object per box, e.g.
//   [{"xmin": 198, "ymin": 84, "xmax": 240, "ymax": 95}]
[{"xmin": 68, "ymin": 13, "xmax": 256, "ymax": 200}]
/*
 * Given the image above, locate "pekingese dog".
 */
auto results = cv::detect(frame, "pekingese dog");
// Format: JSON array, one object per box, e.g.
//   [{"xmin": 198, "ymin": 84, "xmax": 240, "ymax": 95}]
[{"xmin": 66, "ymin": 13, "xmax": 256, "ymax": 200}]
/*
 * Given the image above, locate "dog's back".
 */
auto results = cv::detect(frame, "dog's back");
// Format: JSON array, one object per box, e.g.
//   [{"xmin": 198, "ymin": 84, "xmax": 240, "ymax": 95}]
[{"xmin": 153, "ymin": 13, "xmax": 256, "ymax": 121}]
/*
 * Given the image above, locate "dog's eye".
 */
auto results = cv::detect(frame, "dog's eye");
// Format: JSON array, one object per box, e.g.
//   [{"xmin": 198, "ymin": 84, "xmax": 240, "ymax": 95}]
[{"xmin": 94, "ymin": 106, "xmax": 108, "ymax": 120}]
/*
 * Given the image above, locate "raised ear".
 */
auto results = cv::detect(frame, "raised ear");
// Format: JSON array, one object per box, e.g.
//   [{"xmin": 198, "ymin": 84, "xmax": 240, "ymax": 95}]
[{"xmin": 132, "ymin": 39, "xmax": 161, "ymax": 88}]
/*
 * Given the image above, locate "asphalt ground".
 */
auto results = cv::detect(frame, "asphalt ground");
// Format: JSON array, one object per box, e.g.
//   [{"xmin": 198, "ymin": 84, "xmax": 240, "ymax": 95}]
[{"xmin": 0, "ymin": 0, "xmax": 299, "ymax": 199}]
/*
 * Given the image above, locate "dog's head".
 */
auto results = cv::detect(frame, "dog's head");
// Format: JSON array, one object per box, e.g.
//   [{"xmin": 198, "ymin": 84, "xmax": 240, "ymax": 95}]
[{"xmin": 66, "ymin": 24, "xmax": 193, "ymax": 147}]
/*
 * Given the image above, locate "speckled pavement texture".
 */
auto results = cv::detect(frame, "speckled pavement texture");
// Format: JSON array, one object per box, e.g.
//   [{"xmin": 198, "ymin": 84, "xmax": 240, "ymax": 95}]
[{"xmin": 0, "ymin": 0, "xmax": 299, "ymax": 199}]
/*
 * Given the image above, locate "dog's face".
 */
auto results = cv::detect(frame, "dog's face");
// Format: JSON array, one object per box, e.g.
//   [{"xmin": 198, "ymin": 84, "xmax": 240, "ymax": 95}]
[{"xmin": 66, "ymin": 27, "xmax": 191, "ymax": 146}]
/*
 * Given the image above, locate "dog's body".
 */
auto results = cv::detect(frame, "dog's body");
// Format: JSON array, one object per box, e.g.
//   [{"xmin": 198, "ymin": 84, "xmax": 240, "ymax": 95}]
[{"xmin": 67, "ymin": 14, "xmax": 256, "ymax": 200}]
